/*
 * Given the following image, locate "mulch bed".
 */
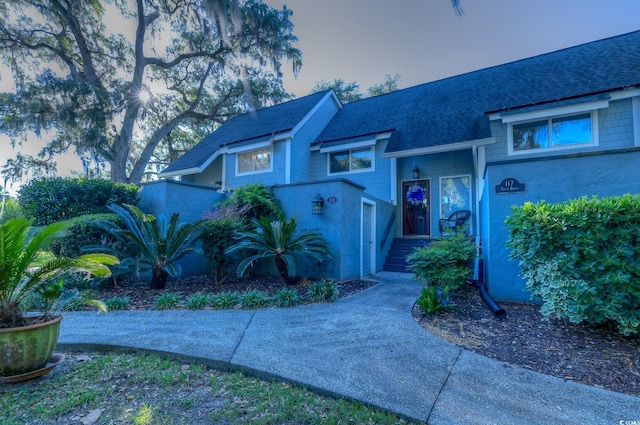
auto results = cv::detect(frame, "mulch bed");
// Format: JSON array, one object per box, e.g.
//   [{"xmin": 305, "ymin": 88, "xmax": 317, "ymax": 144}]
[
  {"xmin": 97, "ymin": 275, "xmax": 377, "ymax": 310},
  {"xmin": 413, "ymin": 283, "xmax": 640, "ymax": 397}
]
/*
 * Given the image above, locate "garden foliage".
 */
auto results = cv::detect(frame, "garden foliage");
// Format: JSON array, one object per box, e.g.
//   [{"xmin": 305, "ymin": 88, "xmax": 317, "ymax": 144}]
[
  {"xmin": 506, "ymin": 194, "xmax": 640, "ymax": 335},
  {"xmin": 406, "ymin": 232, "xmax": 475, "ymax": 291},
  {"xmin": 200, "ymin": 203, "xmax": 250, "ymax": 284},
  {"xmin": 226, "ymin": 217, "xmax": 330, "ymax": 285},
  {"xmin": 18, "ymin": 177, "xmax": 139, "ymax": 225},
  {"xmin": 228, "ymin": 183, "xmax": 283, "ymax": 221},
  {"xmin": 99, "ymin": 204, "xmax": 203, "ymax": 289}
]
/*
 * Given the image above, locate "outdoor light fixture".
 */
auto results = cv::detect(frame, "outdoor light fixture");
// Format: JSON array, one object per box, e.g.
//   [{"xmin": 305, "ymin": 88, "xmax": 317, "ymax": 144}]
[
  {"xmin": 413, "ymin": 166, "xmax": 420, "ymax": 179},
  {"xmin": 312, "ymin": 193, "xmax": 324, "ymax": 215}
]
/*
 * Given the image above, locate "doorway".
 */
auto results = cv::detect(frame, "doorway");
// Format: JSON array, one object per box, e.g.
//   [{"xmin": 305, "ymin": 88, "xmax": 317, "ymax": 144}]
[
  {"xmin": 361, "ymin": 200, "xmax": 375, "ymax": 277},
  {"xmin": 402, "ymin": 179, "xmax": 430, "ymax": 237}
]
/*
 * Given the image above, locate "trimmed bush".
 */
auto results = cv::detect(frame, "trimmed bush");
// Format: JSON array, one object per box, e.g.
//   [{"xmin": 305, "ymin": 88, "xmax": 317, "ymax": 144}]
[
  {"xmin": 506, "ymin": 194, "xmax": 640, "ymax": 335},
  {"xmin": 406, "ymin": 232, "xmax": 475, "ymax": 291},
  {"xmin": 18, "ymin": 177, "xmax": 139, "ymax": 225}
]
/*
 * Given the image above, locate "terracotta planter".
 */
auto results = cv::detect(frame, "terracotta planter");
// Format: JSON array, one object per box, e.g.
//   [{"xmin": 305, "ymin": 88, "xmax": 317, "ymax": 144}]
[{"xmin": 0, "ymin": 315, "xmax": 62, "ymax": 377}]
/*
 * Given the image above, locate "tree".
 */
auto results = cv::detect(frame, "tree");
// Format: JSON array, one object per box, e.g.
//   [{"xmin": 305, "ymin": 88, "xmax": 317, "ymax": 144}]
[
  {"xmin": 367, "ymin": 74, "xmax": 402, "ymax": 97},
  {"xmin": 311, "ymin": 74, "xmax": 403, "ymax": 104},
  {"xmin": 310, "ymin": 79, "xmax": 364, "ymax": 103},
  {"xmin": 0, "ymin": 0, "xmax": 301, "ymax": 184}
]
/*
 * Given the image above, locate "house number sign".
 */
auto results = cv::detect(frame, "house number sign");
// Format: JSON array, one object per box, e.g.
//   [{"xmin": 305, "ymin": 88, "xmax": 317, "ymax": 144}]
[
  {"xmin": 495, "ymin": 178, "xmax": 526, "ymax": 194},
  {"xmin": 327, "ymin": 196, "xmax": 338, "ymax": 204}
]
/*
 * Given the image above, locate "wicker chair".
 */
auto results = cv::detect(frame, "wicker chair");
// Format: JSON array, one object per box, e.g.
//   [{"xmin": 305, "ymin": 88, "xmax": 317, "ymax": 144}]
[{"xmin": 438, "ymin": 210, "xmax": 471, "ymax": 235}]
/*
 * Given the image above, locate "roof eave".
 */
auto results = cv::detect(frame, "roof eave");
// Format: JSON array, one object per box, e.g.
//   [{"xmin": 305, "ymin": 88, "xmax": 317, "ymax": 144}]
[{"xmin": 383, "ymin": 138, "xmax": 495, "ymax": 159}]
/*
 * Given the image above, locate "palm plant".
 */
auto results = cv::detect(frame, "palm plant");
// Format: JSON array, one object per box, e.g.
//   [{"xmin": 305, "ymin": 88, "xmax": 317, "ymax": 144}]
[
  {"xmin": 0, "ymin": 218, "xmax": 118, "ymax": 328},
  {"xmin": 103, "ymin": 204, "xmax": 203, "ymax": 289},
  {"xmin": 226, "ymin": 217, "xmax": 331, "ymax": 285}
]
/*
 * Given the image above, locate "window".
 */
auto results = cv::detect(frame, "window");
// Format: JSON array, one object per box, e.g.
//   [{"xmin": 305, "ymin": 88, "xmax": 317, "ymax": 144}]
[
  {"xmin": 329, "ymin": 147, "xmax": 372, "ymax": 174},
  {"xmin": 510, "ymin": 112, "xmax": 594, "ymax": 153},
  {"xmin": 440, "ymin": 175, "xmax": 471, "ymax": 219},
  {"xmin": 237, "ymin": 147, "xmax": 272, "ymax": 174}
]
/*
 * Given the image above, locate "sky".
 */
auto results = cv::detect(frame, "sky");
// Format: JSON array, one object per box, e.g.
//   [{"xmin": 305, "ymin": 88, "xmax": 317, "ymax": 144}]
[{"xmin": 3, "ymin": 0, "xmax": 640, "ymax": 194}]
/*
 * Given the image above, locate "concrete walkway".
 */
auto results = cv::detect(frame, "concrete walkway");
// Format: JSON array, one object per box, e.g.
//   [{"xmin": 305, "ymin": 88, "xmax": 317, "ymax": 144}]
[{"xmin": 58, "ymin": 272, "xmax": 640, "ymax": 424}]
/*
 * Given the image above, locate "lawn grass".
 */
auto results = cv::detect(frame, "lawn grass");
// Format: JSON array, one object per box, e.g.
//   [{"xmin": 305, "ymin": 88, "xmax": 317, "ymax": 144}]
[{"xmin": 0, "ymin": 352, "xmax": 416, "ymax": 424}]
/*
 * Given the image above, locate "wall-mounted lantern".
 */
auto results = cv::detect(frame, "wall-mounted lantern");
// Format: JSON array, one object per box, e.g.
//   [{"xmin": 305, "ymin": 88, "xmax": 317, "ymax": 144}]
[
  {"xmin": 312, "ymin": 193, "xmax": 324, "ymax": 215},
  {"xmin": 413, "ymin": 166, "xmax": 420, "ymax": 179}
]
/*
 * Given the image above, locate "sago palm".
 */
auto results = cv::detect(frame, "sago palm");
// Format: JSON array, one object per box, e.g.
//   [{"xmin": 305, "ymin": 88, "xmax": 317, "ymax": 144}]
[
  {"xmin": 0, "ymin": 218, "xmax": 118, "ymax": 328},
  {"xmin": 104, "ymin": 204, "xmax": 202, "ymax": 289},
  {"xmin": 226, "ymin": 217, "xmax": 331, "ymax": 285}
]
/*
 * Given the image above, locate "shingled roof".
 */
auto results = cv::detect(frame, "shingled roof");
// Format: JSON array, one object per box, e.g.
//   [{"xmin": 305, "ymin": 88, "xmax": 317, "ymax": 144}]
[
  {"xmin": 316, "ymin": 30, "xmax": 640, "ymax": 156},
  {"xmin": 162, "ymin": 90, "xmax": 334, "ymax": 175}
]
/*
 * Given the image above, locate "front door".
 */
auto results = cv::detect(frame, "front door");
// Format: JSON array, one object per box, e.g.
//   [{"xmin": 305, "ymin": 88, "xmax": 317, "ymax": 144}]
[{"xmin": 402, "ymin": 179, "xmax": 430, "ymax": 237}]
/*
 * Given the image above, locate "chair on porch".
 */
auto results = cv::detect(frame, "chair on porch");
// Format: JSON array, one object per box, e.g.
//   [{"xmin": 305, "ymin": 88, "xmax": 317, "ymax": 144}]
[{"xmin": 439, "ymin": 210, "xmax": 471, "ymax": 236}]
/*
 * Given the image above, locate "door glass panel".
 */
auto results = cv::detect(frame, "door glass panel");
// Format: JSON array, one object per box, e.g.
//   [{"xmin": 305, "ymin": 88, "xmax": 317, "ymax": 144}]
[
  {"xmin": 403, "ymin": 180, "xmax": 430, "ymax": 237},
  {"xmin": 441, "ymin": 176, "xmax": 470, "ymax": 219}
]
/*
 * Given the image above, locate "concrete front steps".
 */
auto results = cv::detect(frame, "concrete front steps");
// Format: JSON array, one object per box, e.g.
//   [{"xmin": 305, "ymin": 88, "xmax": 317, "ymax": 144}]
[{"xmin": 383, "ymin": 238, "xmax": 433, "ymax": 273}]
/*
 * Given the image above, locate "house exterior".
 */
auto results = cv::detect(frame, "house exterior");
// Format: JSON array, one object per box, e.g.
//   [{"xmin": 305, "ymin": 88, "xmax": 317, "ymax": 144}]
[{"xmin": 153, "ymin": 30, "xmax": 640, "ymax": 301}]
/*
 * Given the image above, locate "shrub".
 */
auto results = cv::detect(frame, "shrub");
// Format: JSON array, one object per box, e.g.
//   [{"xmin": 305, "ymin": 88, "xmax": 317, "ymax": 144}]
[
  {"xmin": 506, "ymin": 194, "xmax": 640, "ymax": 335},
  {"xmin": 228, "ymin": 183, "xmax": 283, "ymax": 221},
  {"xmin": 406, "ymin": 232, "xmax": 475, "ymax": 291},
  {"xmin": 103, "ymin": 296, "xmax": 131, "ymax": 311},
  {"xmin": 210, "ymin": 291, "xmax": 239, "ymax": 309},
  {"xmin": 18, "ymin": 177, "xmax": 138, "ymax": 225},
  {"xmin": 154, "ymin": 293, "xmax": 182, "ymax": 310},
  {"xmin": 238, "ymin": 289, "xmax": 270, "ymax": 309},
  {"xmin": 185, "ymin": 292, "xmax": 209, "ymax": 310},
  {"xmin": 273, "ymin": 288, "xmax": 301, "ymax": 308},
  {"xmin": 200, "ymin": 203, "xmax": 249, "ymax": 284},
  {"xmin": 307, "ymin": 279, "xmax": 339, "ymax": 302}
]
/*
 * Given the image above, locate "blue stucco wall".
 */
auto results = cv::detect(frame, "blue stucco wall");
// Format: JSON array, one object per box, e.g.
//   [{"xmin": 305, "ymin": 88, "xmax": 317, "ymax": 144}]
[
  {"xmin": 271, "ymin": 180, "xmax": 394, "ymax": 280},
  {"xmin": 482, "ymin": 149, "xmax": 640, "ymax": 301},
  {"xmin": 138, "ymin": 180, "xmax": 226, "ymax": 277}
]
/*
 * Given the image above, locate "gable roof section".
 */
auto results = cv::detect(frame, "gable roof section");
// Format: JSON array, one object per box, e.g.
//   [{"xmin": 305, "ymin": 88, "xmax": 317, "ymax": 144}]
[
  {"xmin": 162, "ymin": 90, "xmax": 336, "ymax": 176},
  {"xmin": 315, "ymin": 30, "xmax": 640, "ymax": 156}
]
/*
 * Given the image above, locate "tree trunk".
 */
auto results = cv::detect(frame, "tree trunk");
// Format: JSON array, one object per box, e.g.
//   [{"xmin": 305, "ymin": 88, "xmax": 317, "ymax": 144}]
[
  {"xmin": 151, "ymin": 267, "xmax": 169, "ymax": 289},
  {"xmin": 275, "ymin": 255, "xmax": 297, "ymax": 285}
]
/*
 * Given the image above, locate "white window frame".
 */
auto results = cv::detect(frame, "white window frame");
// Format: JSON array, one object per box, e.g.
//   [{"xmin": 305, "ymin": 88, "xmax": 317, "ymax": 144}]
[
  {"xmin": 326, "ymin": 146, "xmax": 375, "ymax": 176},
  {"xmin": 439, "ymin": 174, "xmax": 472, "ymax": 218},
  {"xmin": 507, "ymin": 110, "xmax": 599, "ymax": 156},
  {"xmin": 235, "ymin": 146, "xmax": 273, "ymax": 176}
]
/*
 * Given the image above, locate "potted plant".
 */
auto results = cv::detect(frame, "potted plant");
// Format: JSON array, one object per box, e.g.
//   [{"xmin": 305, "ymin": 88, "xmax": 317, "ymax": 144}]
[{"xmin": 0, "ymin": 217, "xmax": 118, "ymax": 381}]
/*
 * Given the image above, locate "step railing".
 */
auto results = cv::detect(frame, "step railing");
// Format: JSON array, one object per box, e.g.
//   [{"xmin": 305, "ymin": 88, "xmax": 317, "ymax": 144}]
[{"xmin": 380, "ymin": 211, "xmax": 396, "ymax": 249}]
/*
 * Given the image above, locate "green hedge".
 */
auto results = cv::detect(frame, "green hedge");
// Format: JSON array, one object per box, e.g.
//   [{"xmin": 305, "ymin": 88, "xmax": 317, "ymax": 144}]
[
  {"xmin": 506, "ymin": 194, "xmax": 640, "ymax": 335},
  {"xmin": 18, "ymin": 177, "xmax": 139, "ymax": 225}
]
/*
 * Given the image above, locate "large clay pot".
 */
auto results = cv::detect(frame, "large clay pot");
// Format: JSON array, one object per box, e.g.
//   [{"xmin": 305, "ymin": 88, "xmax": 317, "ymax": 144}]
[{"xmin": 0, "ymin": 315, "xmax": 62, "ymax": 377}]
